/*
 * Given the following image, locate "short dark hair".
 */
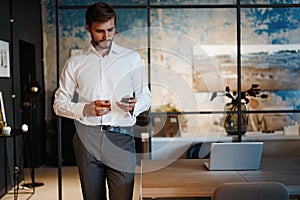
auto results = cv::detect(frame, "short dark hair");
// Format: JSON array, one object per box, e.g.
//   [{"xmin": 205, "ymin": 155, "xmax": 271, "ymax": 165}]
[{"xmin": 85, "ymin": 2, "xmax": 117, "ymax": 28}]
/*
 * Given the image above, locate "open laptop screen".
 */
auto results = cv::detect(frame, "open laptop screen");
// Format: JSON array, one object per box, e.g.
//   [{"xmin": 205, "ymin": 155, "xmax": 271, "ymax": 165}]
[{"xmin": 203, "ymin": 142, "xmax": 263, "ymax": 171}]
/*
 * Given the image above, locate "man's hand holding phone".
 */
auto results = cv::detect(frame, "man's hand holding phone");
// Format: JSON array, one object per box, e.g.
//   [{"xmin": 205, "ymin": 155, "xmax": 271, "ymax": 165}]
[{"xmin": 117, "ymin": 96, "xmax": 136, "ymax": 113}]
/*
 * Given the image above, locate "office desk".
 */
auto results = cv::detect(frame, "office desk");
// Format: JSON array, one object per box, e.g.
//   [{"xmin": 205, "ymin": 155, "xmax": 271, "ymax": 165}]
[
  {"xmin": 238, "ymin": 157, "xmax": 300, "ymax": 196},
  {"xmin": 141, "ymin": 159, "xmax": 245, "ymax": 198},
  {"xmin": 141, "ymin": 158, "xmax": 300, "ymax": 199}
]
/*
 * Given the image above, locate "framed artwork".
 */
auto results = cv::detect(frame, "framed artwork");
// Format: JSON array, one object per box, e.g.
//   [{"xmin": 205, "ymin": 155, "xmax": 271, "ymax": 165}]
[
  {"xmin": 0, "ymin": 40, "xmax": 10, "ymax": 78},
  {"xmin": 193, "ymin": 44, "xmax": 300, "ymax": 92}
]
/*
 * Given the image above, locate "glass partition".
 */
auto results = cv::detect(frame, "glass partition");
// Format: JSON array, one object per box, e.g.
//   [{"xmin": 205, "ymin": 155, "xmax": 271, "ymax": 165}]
[
  {"xmin": 240, "ymin": 6, "xmax": 300, "ymax": 133},
  {"xmin": 150, "ymin": 9, "xmax": 237, "ymax": 114},
  {"xmin": 58, "ymin": 8, "xmax": 148, "ymax": 71},
  {"xmin": 59, "ymin": 0, "xmax": 147, "ymax": 6},
  {"xmin": 150, "ymin": 0, "xmax": 236, "ymax": 5},
  {"xmin": 241, "ymin": 0, "xmax": 300, "ymax": 5},
  {"xmin": 53, "ymin": 1, "xmax": 300, "ymax": 141}
]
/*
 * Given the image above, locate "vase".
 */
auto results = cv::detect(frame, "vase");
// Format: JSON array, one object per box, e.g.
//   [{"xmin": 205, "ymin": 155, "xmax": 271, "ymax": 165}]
[{"xmin": 224, "ymin": 102, "xmax": 248, "ymax": 135}]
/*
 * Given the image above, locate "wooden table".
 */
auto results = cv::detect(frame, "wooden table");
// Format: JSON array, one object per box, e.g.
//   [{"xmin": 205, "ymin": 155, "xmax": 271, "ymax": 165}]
[
  {"xmin": 238, "ymin": 157, "xmax": 300, "ymax": 196},
  {"xmin": 141, "ymin": 159, "xmax": 245, "ymax": 198},
  {"xmin": 140, "ymin": 158, "xmax": 300, "ymax": 199}
]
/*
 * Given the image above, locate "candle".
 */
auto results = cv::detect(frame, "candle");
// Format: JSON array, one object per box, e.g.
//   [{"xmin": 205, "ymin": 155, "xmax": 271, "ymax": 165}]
[{"xmin": 0, "ymin": 91, "xmax": 6, "ymax": 123}]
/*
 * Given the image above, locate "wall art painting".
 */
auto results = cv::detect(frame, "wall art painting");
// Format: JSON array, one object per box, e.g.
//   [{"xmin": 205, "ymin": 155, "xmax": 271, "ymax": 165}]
[{"xmin": 0, "ymin": 40, "xmax": 10, "ymax": 78}]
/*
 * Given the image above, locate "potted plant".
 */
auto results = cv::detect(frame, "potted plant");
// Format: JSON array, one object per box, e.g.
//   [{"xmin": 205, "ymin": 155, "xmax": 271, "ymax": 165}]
[
  {"xmin": 153, "ymin": 103, "xmax": 188, "ymax": 137},
  {"xmin": 211, "ymin": 84, "xmax": 268, "ymax": 135}
]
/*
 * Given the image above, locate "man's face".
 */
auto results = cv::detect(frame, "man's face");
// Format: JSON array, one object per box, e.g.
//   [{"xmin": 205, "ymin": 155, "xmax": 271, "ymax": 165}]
[{"xmin": 86, "ymin": 18, "xmax": 116, "ymax": 50}]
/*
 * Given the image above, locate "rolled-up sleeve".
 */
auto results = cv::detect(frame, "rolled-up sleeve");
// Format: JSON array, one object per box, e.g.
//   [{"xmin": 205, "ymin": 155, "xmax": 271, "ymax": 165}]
[{"xmin": 53, "ymin": 59, "xmax": 85, "ymax": 120}]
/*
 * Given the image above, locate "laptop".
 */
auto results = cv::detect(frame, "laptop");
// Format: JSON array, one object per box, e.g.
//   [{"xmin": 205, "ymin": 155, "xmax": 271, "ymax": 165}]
[{"xmin": 203, "ymin": 142, "xmax": 263, "ymax": 171}]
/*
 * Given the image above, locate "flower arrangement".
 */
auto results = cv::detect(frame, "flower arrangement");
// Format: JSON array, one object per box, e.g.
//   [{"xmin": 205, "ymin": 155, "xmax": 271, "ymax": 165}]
[{"xmin": 210, "ymin": 84, "xmax": 268, "ymax": 104}]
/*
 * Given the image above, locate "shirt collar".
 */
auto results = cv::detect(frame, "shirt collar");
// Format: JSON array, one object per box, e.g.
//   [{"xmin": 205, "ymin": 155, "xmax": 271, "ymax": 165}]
[{"xmin": 84, "ymin": 41, "xmax": 124, "ymax": 56}]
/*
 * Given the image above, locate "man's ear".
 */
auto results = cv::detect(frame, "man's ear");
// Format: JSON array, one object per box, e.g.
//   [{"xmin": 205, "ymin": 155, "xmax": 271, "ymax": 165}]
[{"xmin": 86, "ymin": 24, "xmax": 91, "ymax": 32}]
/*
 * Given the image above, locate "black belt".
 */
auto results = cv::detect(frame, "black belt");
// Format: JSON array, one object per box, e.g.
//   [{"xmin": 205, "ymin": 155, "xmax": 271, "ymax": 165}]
[{"xmin": 100, "ymin": 125, "xmax": 131, "ymax": 135}]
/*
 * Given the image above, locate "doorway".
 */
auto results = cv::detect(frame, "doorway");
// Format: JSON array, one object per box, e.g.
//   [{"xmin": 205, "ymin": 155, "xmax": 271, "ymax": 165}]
[{"xmin": 19, "ymin": 40, "xmax": 45, "ymax": 167}]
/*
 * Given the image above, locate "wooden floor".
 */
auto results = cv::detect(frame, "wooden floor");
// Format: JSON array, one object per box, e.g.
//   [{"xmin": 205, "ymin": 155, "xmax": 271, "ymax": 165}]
[
  {"xmin": 1, "ymin": 165, "xmax": 141, "ymax": 200},
  {"xmin": 3, "ymin": 165, "xmax": 297, "ymax": 200},
  {"xmin": 1, "ymin": 166, "xmax": 83, "ymax": 200}
]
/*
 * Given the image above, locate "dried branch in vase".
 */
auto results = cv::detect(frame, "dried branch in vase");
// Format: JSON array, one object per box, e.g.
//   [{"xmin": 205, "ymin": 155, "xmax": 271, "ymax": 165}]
[{"xmin": 210, "ymin": 84, "xmax": 268, "ymax": 104}]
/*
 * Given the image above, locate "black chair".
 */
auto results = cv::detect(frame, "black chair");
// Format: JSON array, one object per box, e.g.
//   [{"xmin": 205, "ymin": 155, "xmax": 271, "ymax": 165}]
[
  {"xmin": 186, "ymin": 142, "xmax": 211, "ymax": 159},
  {"xmin": 212, "ymin": 182, "xmax": 289, "ymax": 200}
]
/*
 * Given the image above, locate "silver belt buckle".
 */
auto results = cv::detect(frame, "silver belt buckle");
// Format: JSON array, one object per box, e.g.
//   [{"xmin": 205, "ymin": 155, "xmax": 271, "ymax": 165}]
[{"xmin": 100, "ymin": 125, "xmax": 105, "ymax": 131}]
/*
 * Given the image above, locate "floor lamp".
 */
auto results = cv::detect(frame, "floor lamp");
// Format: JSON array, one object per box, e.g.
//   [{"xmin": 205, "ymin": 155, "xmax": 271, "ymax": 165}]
[{"xmin": 21, "ymin": 80, "xmax": 44, "ymax": 190}]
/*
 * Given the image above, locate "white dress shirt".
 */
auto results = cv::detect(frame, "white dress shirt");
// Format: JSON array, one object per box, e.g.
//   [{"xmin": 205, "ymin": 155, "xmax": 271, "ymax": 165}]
[{"xmin": 53, "ymin": 41, "xmax": 151, "ymax": 127}]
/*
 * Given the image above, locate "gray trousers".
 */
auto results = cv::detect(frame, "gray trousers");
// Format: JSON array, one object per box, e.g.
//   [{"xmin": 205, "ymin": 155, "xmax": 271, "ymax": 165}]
[{"xmin": 73, "ymin": 128, "xmax": 136, "ymax": 200}]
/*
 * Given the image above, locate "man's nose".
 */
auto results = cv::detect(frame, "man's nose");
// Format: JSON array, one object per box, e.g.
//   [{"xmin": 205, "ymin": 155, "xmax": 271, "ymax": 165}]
[{"xmin": 103, "ymin": 31, "xmax": 109, "ymax": 40}]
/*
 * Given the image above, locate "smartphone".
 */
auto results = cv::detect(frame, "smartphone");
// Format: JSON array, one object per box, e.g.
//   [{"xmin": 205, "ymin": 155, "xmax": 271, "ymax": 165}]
[{"xmin": 120, "ymin": 97, "xmax": 134, "ymax": 103}]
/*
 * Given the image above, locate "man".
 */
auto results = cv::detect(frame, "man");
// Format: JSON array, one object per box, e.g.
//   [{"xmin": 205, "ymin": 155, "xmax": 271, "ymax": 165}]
[{"xmin": 53, "ymin": 2, "xmax": 151, "ymax": 200}]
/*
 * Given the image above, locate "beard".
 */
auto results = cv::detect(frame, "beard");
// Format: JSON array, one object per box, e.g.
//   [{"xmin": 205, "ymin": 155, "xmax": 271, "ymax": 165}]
[{"xmin": 92, "ymin": 38, "xmax": 113, "ymax": 50}]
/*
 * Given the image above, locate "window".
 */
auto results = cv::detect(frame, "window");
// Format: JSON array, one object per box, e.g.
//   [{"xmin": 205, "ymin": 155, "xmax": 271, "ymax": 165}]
[{"xmin": 53, "ymin": 0, "xmax": 300, "ymax": 140}]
